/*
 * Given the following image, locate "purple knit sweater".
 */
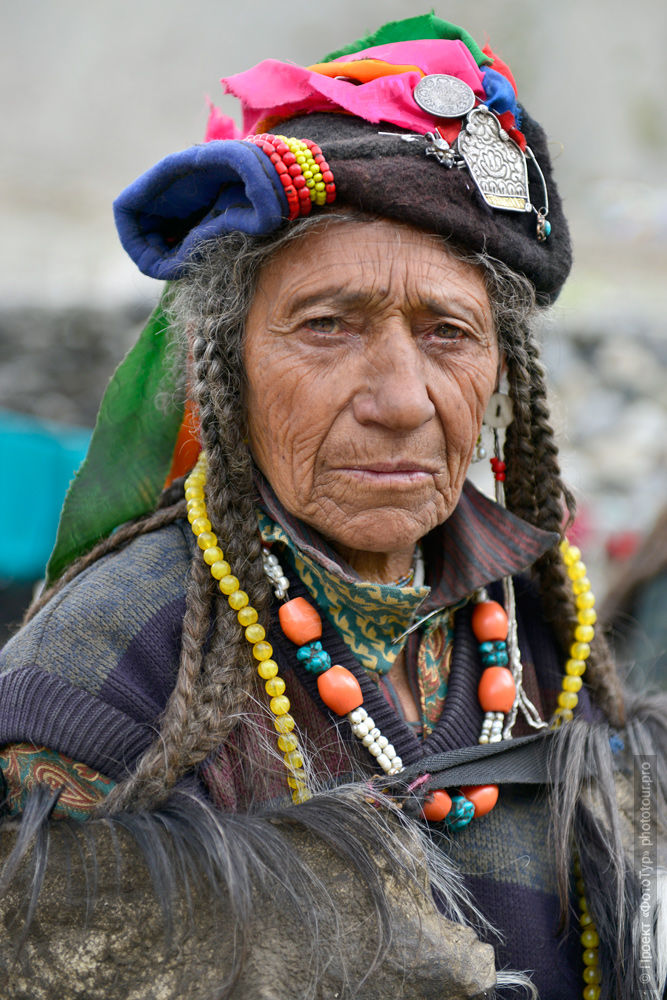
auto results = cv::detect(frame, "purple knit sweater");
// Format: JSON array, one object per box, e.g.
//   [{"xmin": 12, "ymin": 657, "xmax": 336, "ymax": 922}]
[{"xmin": 0, "ymin": 498, "xmax": 593, "ymax": 997}]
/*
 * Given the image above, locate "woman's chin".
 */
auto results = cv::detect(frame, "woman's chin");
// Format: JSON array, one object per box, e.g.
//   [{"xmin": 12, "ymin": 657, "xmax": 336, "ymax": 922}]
[{"xmin": 321, "ymin": 505, "xmax": 445, "ymax": 558}]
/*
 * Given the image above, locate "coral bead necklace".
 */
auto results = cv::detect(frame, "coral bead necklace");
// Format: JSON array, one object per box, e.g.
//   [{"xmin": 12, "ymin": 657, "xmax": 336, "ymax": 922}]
[{"xmin": 185, "ymin": 454, "xmax": 601, "ymax": 997}]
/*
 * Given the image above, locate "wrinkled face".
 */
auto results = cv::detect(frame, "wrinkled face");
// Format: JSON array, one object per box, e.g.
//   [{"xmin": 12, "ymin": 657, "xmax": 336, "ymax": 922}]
[{"xmin": 244, "ymin": 219, "xmax": 499, "ymax": 559}]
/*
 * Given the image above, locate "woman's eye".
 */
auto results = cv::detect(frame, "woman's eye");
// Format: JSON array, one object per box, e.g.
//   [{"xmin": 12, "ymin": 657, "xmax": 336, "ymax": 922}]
[
  {"xmin": 430, "ymin": 323, "xmax": 465, "ymax": 341},
  {"xmin": 305, "ymin": 316, "xmax": 341, "ymax": 335}
]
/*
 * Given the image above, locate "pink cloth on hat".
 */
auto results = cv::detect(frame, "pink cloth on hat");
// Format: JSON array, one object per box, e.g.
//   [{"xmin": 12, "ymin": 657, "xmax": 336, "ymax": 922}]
[{"xmin": 221, "ymin": 39, "xmax": 487, "ymax": 137}]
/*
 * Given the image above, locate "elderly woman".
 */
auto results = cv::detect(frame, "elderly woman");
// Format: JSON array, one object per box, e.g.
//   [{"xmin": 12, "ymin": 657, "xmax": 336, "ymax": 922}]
[{"xmin": 0, "ymin": 14, "xmax": 664, "ymax": 1000}]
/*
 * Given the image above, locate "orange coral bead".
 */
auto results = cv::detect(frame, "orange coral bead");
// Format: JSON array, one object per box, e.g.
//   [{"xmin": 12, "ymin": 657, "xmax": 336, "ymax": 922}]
[
  {"xmin": 421, "ymin": 790, "xmax": 452, "ymax": 822},
  {"xmin": 478, "ymin": 666, "xmax": 516, "ymax": 713},
  {"xmin": 471, "ymin": 601, "xmax": 509, "ymax": 642},
  {"xmin": 316, "ymin": 665, "xmax": 363, "ymax": 716},
  {"xmin": 279, "ymin": 597, "xmax": 323, "ymax": 645},
  {"xmin": 460, "ymin": 784, "xmax": 499, "ymax": 818}
]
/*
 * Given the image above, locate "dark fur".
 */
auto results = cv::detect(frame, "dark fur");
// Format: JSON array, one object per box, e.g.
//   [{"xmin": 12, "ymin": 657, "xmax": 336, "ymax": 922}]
[{"xmin": 549, "ymin": 694, "xmax": 667, "ymax": 999}]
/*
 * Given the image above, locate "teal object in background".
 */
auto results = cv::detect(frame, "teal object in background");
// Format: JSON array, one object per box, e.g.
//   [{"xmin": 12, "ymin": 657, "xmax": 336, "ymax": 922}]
[{"xmin": 0, "ymin": 410, "xmax": 91, "ymax": 580}]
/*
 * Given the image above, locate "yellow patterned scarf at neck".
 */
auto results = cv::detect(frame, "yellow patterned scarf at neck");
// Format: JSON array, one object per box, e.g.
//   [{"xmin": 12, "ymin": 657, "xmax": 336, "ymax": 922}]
[{"xmin": 259, "ymin": 510, "xmax": 445, "ymax": 675}]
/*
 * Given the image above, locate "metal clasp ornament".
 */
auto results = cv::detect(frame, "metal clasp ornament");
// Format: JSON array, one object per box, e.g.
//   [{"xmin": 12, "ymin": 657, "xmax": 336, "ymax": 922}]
[{"xmin": 423, "ymin": 131, "xmax": 461, "ymax": 169}]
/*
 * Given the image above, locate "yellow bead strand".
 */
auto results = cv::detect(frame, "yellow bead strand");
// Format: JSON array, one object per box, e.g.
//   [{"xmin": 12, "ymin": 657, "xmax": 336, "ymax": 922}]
[
  {"xmin": 574, "ymin": 857, "xmax": 602, "ymax": 999},
  {"xmin": 552, "ymin": 538, "xmax": 597, "ymax": 727},
  {"xmin": 185, "ymin": 453, "xmax": 311, "ymax": 804},
  {"xmin": 560, "ymin": 560, "xmax": 602, "ymax": 996}
]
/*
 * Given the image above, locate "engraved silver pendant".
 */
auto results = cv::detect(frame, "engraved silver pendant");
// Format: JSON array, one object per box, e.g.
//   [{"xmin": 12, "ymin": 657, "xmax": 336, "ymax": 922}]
[
  {"xmin": 413, "ymin": 74, "xmax": 476, "ymax": 119},
  {"xmin": 457, "ymin": 107, "xmax": 531, "ymax": 213}
]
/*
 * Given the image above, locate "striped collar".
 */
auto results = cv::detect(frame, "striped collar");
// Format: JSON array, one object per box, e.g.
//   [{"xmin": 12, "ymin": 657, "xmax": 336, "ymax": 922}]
[{"xmin": 256, "ymin": 474, "xmax": 557, "ymax": 613}]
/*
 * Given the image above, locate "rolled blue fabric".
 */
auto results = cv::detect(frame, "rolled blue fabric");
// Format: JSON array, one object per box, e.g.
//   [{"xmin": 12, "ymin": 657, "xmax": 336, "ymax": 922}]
[{"xmin": 113, "ymin": 140, "xmax": 289, "ymax": 280}]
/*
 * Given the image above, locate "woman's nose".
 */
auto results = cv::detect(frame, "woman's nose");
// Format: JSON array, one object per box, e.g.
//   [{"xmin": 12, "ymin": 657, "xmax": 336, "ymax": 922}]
[{"xmin": 352, "ymin": 333, "xmax": 436, "ymax": 431}]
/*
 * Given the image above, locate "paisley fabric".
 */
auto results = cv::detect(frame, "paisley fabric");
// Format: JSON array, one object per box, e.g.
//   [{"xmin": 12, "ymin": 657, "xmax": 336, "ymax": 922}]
[
  {"xmin": 417, "ymin": 612, "xmax": 454, "ymax": 734},
  {"xmin": 258, "ymin": 510, "xmax": 433, "ymax": 677},
  {"xmin": 0, "ymin": 742, "xmax": 115, "ymax": 821}
]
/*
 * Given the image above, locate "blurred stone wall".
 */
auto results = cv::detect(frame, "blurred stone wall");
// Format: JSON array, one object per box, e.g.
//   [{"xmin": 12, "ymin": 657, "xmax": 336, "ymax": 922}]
[{"xmin": 1, "ymin": 0, "xmax": 666, "ymax": 594}]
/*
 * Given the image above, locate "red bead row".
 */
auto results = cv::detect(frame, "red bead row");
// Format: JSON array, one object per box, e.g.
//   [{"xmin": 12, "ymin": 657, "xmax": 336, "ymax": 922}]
[
  {"xmin": 245, "ymin": 133, "xmax": 336, "ymax": 220},
  {"xmin": 490, "ymin": 456, "xmax": 506, "ymax": 482}
]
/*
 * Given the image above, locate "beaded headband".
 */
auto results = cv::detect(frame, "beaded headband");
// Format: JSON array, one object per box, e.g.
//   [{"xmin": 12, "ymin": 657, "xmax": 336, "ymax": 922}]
[{"xmin": 114, "ymin": 13, "xmax": 571, "ymax": 300}]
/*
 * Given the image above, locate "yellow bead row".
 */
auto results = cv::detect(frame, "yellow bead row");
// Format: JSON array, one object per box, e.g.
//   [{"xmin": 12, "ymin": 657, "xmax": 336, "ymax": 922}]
[
  {"xmin": 574, "ymin": 857, "xmax": 602, "ymax": 998},
  {"xmin": 276, "ymin": 135, "xmax": 327, "ymax": 206},
  {"xmin": 185, "ymin": 453, "xmax": 311, "ymax": 804},
  {"xmin": 552, "ymin": 538, "xmax": 597, "ymax": 726}
]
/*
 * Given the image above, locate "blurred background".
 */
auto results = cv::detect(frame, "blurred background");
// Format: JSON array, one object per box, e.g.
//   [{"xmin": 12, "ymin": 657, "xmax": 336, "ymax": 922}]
[{"xmin": 1, "ymin": 0, "xmax": 666, "ymax": 678}]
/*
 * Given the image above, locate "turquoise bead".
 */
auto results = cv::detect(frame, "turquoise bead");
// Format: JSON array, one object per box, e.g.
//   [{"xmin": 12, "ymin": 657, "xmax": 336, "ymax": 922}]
[
  {"xmin": 296, "ymin": 641, "xmax": 331, "ymax": 674},
  {"xmin": 445, "ymin": 795, "xmax": 475, "ymax": 831}
]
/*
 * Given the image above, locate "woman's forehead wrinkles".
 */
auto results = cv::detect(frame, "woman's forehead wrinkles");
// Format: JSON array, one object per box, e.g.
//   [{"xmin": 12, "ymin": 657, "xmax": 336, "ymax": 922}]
[{"xmin": 270, "ymin": 262, "xmax": 489, "ymax": 323}]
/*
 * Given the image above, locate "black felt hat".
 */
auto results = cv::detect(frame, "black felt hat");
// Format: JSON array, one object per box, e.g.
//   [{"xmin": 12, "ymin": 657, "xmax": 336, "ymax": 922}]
[{"xmin": 280, "ymin": 111, "xmax": 571, "ymax": 306}]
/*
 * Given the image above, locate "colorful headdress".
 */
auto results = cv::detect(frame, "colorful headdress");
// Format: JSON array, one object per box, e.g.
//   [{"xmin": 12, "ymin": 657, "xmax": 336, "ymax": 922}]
[
  {"xmin": 48, "ymin": 14, "xmax": 572, "ymax": 582},
  {"xmin": 115, "ymin": 14, "xmax": 570, "ymax": 300}
]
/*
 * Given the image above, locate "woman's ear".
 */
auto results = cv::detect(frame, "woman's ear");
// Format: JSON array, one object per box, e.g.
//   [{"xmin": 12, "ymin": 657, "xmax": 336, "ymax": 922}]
[{"xmin": 496, "ymin": 351, "xmax": 507, "ymax": 388}]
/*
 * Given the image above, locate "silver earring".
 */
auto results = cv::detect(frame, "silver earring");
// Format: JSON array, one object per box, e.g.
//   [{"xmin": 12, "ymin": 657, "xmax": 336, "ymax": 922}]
[{"xmin": 471, "ymin": 432, "xmax": 487, "ymax": 463}]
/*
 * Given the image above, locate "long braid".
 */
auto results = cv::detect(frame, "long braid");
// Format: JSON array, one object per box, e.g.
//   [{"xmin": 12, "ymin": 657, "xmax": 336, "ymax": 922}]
[
  {"xmin": 501, "ymin": 314, "xmax": 624, "ymax": 725},
  {"xmin": 101, "ymin": 548, "xmax": 214, "ymax": 813},
  {"xmin": 503, "ymin": 322, "xmax": 576, "ymax": 642},
  {"xmin": 99, "ymin": 225, "xmax": 314, "ymax": 812}
]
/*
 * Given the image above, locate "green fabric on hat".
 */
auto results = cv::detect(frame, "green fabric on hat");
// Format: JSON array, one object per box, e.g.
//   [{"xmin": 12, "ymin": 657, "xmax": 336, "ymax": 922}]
[
  {"xmin": 321, "ymin": 13, "xmax": 490, "ymax": 67},
  {"xmin": 46, "ymin": 300, "xmax": 185, "ymax": 584}
]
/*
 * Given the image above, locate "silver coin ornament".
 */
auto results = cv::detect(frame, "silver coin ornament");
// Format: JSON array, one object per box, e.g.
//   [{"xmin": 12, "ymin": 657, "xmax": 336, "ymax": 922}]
[{"xmin": 413, "ymin": 74, "xmax": 476, "ymax": 119}]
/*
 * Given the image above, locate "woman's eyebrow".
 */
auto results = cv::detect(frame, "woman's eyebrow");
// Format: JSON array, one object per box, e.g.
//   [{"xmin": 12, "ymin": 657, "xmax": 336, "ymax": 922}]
[
  {"xmin": 283, "ymin": 288, "xmax": 376, "ymax": 315},
  {"xmin": 419, "ymin": 295, "xmax": 488, "ymax": 326},
  {"xmin": 283, "ymin": 288, "xmax": 485, "ymax": 321}
]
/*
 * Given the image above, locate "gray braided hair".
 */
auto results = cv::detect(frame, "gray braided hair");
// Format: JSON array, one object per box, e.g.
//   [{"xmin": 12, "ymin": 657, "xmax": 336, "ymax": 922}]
[{"xmin": 41, "ymin": 212, "xmax": 620, "ymax": 813}]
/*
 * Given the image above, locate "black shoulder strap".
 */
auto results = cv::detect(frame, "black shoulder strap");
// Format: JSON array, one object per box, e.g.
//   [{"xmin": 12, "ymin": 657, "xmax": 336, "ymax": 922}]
[{"xmin": 384, "ymin": 731, "xmax": 559, "ymax": 792}]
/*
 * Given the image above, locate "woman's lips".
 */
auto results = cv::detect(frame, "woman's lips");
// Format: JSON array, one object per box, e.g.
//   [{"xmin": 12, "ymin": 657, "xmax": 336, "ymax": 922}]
[{"xmin": 337, "ymin": 463, "xmax": 437, "ymax": 485}]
